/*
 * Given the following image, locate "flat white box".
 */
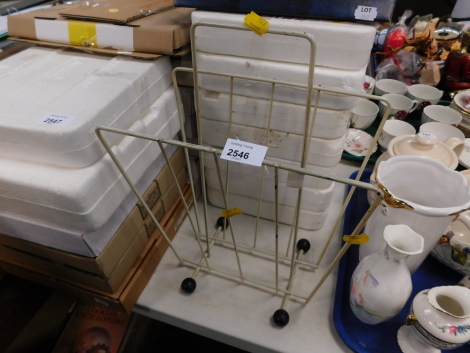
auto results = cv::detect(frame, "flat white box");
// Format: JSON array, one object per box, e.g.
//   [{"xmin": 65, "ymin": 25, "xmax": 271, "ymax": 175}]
[
  {"xmin": 199, "ymin": 89, "xmax": 351, "ymax": 140},
  {"xmin": 192, "ymin": 10, "xmax": 376, "ymax": 70},
  {"xmin": 0, "ymin": 87, "xmax": 182, "ymax": 237},
  {"xmin": 201, "ymin": 118, "xmax": 345, "ymax": 168},
  {"xmin": 195, "ymin": 52, "xmax": 366, "ymax": 110},
  {"xmin": 0, "ymin": 47, "xmax": 172, "ymax": 167}
]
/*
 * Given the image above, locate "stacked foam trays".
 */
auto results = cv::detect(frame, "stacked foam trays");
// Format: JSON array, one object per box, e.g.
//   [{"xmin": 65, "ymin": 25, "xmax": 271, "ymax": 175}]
[
  {"xmin": 0, "ymin": 47, "xmax": 182, "ymax": 256},
  {"xmin": 192, "ymin": 11, "xmax": 376, "ymax": 230}
]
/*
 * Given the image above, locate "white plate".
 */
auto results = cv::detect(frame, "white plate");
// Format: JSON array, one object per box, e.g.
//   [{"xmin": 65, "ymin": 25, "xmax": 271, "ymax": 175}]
[
  {"xmin": 459, "ymin": 138, "xmax": 470, "ymax": 168},
  {"xmin": 454, "ymin": 91, "xmax": 470, "ymax": 111},
  {"xmin": 344, "ymin": 128, "xmax": 378, "ymax": 157}
]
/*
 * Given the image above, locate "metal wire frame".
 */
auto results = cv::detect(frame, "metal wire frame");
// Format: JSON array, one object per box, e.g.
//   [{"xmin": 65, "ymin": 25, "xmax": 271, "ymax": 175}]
[{"xmin": 95, "ymin": 23, "xmax": 393, "ymax": 324}]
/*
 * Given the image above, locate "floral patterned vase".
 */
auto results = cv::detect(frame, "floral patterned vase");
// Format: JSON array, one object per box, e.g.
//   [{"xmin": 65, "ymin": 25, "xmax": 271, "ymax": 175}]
[
  {"xmin": 350, "ymin": 224, "xmax": 424, "ymax": 325},
  {"xmin": 397, "ymin": 286, "xmax": 470, "ymax": 353}
]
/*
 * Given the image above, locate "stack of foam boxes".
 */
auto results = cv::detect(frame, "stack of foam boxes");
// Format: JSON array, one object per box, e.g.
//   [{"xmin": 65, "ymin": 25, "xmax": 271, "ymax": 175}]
[
  {"xmin": 191, "ymin": 11, "xmax": 376, "ymax": 230},
  {"xmin": 0, "ymin": 46, "xmax": 190, "ymax": 311}
]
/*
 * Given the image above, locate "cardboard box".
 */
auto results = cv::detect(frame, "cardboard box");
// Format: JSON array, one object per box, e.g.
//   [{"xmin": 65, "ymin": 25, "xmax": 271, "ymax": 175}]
[
  {"xmin": 144, "ymin": 166, "xmax": 189, "ymax": 237},
  {"xmin": 7, "ymin": 4, "xmax": 194, "ymax": 57},
  {"xmin": 174, "ymin": 0, "xmax": 396, "ymax": 22},
  {"xmin": 60, "ymin": 0, "xmax": 173, "ymax": 24},
  {"xmin": 0, "ymin": 186, "xmax": 193, "ymax": 313}
]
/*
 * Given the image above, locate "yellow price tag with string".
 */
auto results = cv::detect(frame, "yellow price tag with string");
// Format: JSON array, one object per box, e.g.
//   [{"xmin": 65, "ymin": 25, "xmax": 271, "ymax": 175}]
[
  {"xmin": 243, "ymin": 11, "xmax": 269, "ymax": 37},
  {"xmin": 343, "ymin": 234, "xmax": 369, "ymax": 245},
  {"xmin": 220, "ymin": 207, "xmax": 242, "ymax": 218}
]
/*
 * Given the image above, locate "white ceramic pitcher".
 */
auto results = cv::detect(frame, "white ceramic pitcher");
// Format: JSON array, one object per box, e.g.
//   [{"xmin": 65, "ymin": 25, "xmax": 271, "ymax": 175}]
[{"xmin": 359, "ymin": 155, "xmax": 470, "ymax": 274}]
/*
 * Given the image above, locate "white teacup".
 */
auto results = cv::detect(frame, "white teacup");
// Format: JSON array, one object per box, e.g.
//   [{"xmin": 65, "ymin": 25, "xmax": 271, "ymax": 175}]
[
  {"xmin": 374, "ymin": 79, "xmax": 408, "ymax": 96},
  {"xmin": 406, "ymin": 84, "xmax": 443, "ymax": 108},
  {"xmin": 421, "ymin": 105, "xmax": 463, "ymax": 126},
  {"xmin": 349, "ymin": 98, "xmax": 379, "ymax": 130},
  {"xmin": 379, "ymin": 93, "xmax": 419, "ymax": 119},
  {"xmin": 419, "ymin": 122, "xmax": 465, "ymax": 156},
  {"xmin": 378, "ymin": 119, "xmax": 416, "ymax": 151}
]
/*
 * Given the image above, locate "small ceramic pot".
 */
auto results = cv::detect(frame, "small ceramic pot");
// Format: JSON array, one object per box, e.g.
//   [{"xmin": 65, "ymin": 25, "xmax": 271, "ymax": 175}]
[
  {"xmin": 387, "ymin": 132, "xmax": 460, "ymax": 170},
  {"xmin": 397, "ymin": 286, "xmax": 470, "ymax": 352}
]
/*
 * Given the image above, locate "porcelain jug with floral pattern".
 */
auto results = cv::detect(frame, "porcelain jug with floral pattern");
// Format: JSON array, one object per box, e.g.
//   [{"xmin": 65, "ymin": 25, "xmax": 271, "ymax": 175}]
[
  {"xmin": 350, "ymin": 224, "xmax": 424, "ymax": 325},
  {"xmin": 398, "ymin": 285, "xmax": 470, "ymax": 353}
]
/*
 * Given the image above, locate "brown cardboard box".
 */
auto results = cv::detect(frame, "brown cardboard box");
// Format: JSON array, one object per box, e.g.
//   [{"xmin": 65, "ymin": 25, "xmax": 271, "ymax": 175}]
[
  {"xmin": 7, "ymin": 4, "xmax": 194, "ymax": 57},
  {"xmin": 60, "ymin": 0, "xmax": 173, "ymax": 24},
  {"xmin": 0, "ymin": 186, "xmax": 193, "ymax": 313}
]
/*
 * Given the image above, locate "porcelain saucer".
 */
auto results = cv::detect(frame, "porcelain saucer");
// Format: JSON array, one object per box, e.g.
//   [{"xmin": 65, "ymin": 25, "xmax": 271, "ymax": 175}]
[
  {"xmin": 344, "ymin": 128, "xmax": 377, "ymax": 157},
  {"xmin": 459, "ymin": 138, "xmax": 470, "ymax": 168}
]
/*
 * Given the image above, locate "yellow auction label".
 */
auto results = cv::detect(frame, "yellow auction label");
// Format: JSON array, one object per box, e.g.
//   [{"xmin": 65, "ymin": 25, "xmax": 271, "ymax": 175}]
[
  {"xmin": 68, "ymin": 22, "xmax": 98, "ymax": 47},
  {"xmin": 343, "ymin": 234, "xmax": 369, "ymax": 245},
  {"xmin": 243, "ymin": 11, "xmax": 269, "ymax": 37},
  {"xmin": 108, "ymin": 8, "xmax": 119, "ymax": 12},
  {"xmin": 220, "ymin": 207, "xmax": 242, "ymax": 218}
]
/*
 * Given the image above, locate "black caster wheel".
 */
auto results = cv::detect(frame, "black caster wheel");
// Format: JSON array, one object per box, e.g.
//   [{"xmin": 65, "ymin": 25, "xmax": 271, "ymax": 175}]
[
  {"xmin": 181, "ymin": 277, "xmax": 196, "ymax": 294},
  {"xmin": 296, "ymin": 238, "xmax": 311, "ymax": 253},
  {"xmin": 272, "ymin": 309, "xmax": 290, "ymax": 327},
  {"xmin": 216, "ymin": 217, "xmax": 230, "ymax": 230}
]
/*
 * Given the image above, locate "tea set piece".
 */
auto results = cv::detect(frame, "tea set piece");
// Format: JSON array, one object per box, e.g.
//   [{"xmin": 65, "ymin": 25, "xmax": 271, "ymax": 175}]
[
  {"xmin": 363, "ymin": 75, "xmax": 375, "ymax": 95},
  {"xmin": 386, "ymin": 132, "xmax": 460, "ymax": 170},
  {"xmin": 360, "ymin": 155, "xmax": 470, "ymax": 274},
  {"xmin": 458, "ymin": 139, "xmax": 470, "ymax": 169},
  {"xmin": 343, "ymin": 128, "xmax": 377, "ymax": 157},
  {"xmin": 431, "ymin": 211, "xmax": 470, "ymax": 276},
  {"xmin": 397, "ymin": 286, "xmax": 470, "ymax": 353}
]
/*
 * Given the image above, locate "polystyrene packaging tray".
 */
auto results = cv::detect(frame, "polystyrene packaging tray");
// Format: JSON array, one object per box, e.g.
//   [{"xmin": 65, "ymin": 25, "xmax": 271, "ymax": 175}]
[
  {"xmin": 204, "ymin": 166, "xmax": 335, "ymax": 211},
  {"xmin": 191, "ymin": 11, "xmax": 376, "ymax": 70},
  {"xmin": 203, "ymin": 152, "xmax": 337, "ymax": 190},
  {"xmin": 195, "ymin": 52, "xmax": 365, "ymax": 110},
  {"xmin": 201, "ymin": 118, "xmax": 346, "ymax": 167},
  {"xmin": 0, "ymin": 47, "xmax": 172, "ymax": 167},
  {"xmin": 207, "ymin": 187, "xmax": 328, "ymax": 230},
  {"xmin": 199, "ymin": 89, "xmax": 351, "ymax": 140},
  {"xmin": 0, "ymin": 86, "xmax": 181, "ymax": 233}
]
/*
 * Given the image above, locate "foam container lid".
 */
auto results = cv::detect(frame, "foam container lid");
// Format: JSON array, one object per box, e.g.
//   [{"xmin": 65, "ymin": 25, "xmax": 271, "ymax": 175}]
[
  {"xmin": 204, "ymin": 166, "xmax": 334, "ymax": 212},
  {"xmin": 0, "ymin": 86, "xmax": 181, "ymax": 233},
  {"xmin": 0, "ymin": 47, "xmax": 172, "ymax": 167},
  {"xmin": 203, "ymin": 152, "xmax": 336, "ymax": 190},
  {"xmin": 195, "ymin": 52, "xmax": 365, "ymax": 110},
  {"xmin": 199, "ymin": 89, "xmax": 351, "ymax": 140},
  {"xmin": 192, "ymin": 10, "xmax": 376, "ymax": 70},
  {"xmin": 207, "ymin": 187, "xmax": 327, "ymax": 231},
  {"xmin": 201, "ymin": 118, "xmax": 345, "ymax": 167}
]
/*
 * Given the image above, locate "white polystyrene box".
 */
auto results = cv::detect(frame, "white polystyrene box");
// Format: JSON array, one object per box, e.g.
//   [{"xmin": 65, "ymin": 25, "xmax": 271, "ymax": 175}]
[
  {"xmin": 191, "ymin": 11, "xmax": 376, "ymax": 70},
  {"xmin": 0, "ymin": 143, "xmax": 178, "ymax": 257},
  {"xmin": 204, "ymin": 166, "xmax": 334, "ymax": 212},
  {"xmin": 207, "ymin": 187, "xmax": 328, "ymax": 230},
  {"xmin": 199, "ymin": 89, "xmax": 351, "ymax": 140},
  {"xmin": 203, "ymin": 152, "xmax": 336, "ymax": 190},
  {"xmin": 195, "ymin": 52, "xmax": 365, "ymax": 110},
  {"xmin": 0, "ymin": 86, "xmax": 181, "ymax": 233},
  {"xmin": 0, "ymin": 47, "xmax": 172, "ymax": 167},
  {"xmin": 201, "ymin": 118, "xmax": 345, "ymax": 167}
]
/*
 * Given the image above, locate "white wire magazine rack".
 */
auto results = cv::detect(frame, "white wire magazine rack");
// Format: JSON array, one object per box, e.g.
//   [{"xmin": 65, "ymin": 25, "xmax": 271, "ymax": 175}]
[{"xmin": 96, "ymin": 22, "xmax": 392, "ymax": 326}]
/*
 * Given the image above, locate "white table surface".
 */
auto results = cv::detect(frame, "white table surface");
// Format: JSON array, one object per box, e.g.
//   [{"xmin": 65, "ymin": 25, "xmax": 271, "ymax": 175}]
[{"xmin": 134, "ymin": 160, "xmax": 366, "ymax": 353}]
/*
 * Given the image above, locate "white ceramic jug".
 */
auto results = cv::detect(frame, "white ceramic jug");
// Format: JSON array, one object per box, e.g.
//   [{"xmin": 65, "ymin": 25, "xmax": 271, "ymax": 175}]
[{"xmin": 359, "ymin": 155, "xmax": 470, "ymax": 274}]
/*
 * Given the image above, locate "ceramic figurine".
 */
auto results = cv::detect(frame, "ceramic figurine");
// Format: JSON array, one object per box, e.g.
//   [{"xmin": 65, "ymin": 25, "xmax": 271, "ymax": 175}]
[
  {"xmin": 398, "ymin": 286, "xmax": 470, "ymax": 352},
  {"xmin": 442, "ymin": 30, "xmax": 470, "ymax": 93},
  {"xmin": 350, "ymin": 224, "xmax": 424, "ymax": 325}
]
